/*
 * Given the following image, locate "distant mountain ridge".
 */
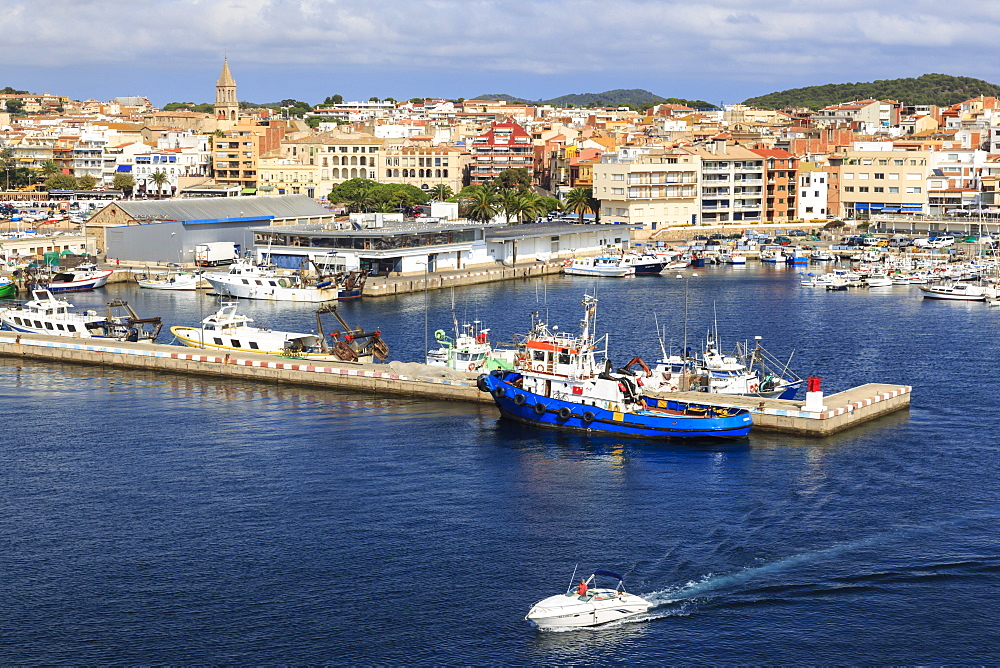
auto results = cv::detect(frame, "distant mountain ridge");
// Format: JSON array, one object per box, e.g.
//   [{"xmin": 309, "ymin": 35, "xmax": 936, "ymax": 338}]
[
  {"xmin": 743, "ymin": 73, "xmax": 1000, "ymax": 110},
  {"xmin": 472, "ymin": 88, "xmax": 718, "ymax": 109}
]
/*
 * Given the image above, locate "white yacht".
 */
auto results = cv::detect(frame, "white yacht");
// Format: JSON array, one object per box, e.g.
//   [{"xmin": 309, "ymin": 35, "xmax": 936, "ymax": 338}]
[
  {"xmin": 919, "ymin": 282, "xmax": 988, "ymax": 301},
  {"xmin": 136, "ymin": 271, "xmax": 204, "ymax": 291},
  {"xmin": 525, "ymin": 570, "xmax": 650, "ymax": 630}
]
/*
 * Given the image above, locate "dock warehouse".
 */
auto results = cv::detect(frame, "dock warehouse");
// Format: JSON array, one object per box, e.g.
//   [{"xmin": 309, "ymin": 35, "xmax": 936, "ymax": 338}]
[
  {"xmin": 88, "ymin": 195, "xmax": 334, "ymax": 264},
  {"xmin": 252, "ymin": 219, "xmax": 640, "ymax": 274}
]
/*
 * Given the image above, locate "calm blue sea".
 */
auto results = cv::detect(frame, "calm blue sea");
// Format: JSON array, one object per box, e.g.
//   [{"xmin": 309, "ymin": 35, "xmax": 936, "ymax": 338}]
[{"xmin": 2, "ymin": 264, "xmax": 999, "ymax": 664}]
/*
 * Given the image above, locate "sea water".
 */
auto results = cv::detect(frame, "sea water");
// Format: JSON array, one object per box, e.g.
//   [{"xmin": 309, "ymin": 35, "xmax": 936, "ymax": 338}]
[{"xmin": 1, "ymin": 264, "xmax": 998, "ymax": 663}]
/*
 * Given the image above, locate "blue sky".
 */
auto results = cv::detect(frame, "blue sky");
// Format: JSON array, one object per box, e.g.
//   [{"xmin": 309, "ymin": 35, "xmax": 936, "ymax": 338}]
[{"xmin": 6, "ymin": 0, "xmax": 1000, "ymax": 106}]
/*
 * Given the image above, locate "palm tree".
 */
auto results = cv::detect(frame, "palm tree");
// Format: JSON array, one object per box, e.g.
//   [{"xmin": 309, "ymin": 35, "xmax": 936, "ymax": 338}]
[
  {"xmin": 37, "ymin": 159, "xmax": 60, "ymax": 184},
  {"xmin": 507, "ymin": 192, "xmax": 545, "ymax": 224},
  {"xmin": 428, "ymin": 183, "xmax": 453, "ymax": 201},
  {"xmin": 464, "ymin": 188, "xmax": 498, "ymax": 223},
  {"xmin": 149, "ymin": 170, "xmax": 170, "ymax": 198},
  {"xmin": 563, "ymin": 187, "xmax": 596, "ymax": 224}
]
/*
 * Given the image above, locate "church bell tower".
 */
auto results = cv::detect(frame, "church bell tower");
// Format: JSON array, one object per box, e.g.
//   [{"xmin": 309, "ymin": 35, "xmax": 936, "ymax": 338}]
[{"xmin": 214, "ymin": 58, "xmax": 238, "ymax": 122}]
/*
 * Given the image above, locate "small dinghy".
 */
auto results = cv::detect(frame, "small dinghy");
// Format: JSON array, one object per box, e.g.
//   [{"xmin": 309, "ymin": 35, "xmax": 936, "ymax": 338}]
[{"xmin": 525, "ymin": 570, "xmax": 650, "ymax": 629}]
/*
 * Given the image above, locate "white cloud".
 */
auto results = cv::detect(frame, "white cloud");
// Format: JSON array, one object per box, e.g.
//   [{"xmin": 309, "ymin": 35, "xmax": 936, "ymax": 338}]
[{"xmin": 4, "ymin": 0, "xmax": 1000, "ymax": 86}]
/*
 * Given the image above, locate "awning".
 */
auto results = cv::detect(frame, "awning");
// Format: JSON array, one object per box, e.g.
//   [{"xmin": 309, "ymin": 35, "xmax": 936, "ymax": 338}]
[
  {"xmin": 854, "ymin": 203, "xmax": 870, "ymax": 210},
  {"xmin": 116, "ymin": 165, "xmax": 132, "ymax": 172},
  {"xmin": 241, "ymin": 187, "xmax": 257, "ymax": 194},
  {"xmin": 882, "ymin": 208, "xmax": 900, "ymax": 213}
]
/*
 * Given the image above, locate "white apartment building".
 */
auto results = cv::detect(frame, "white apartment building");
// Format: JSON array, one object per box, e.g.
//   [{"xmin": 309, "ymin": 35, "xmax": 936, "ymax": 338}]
[
  {"xmin": 679, "ymin": 144, "xmax": 765, "ymax": 224},
  {"xmin": 835, "ymin": 148, "xmax": 930, "ymax": 217},
  {"xmin": 797, "ymin": 165, "xmax": 830, "ymax": 219},
  {"xmin": 593, "ymin": 148, "xmax": 699, "ymax": 232}
]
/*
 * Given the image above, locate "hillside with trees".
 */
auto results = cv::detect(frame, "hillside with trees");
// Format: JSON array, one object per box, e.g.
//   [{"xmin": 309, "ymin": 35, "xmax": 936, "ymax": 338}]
[
  {"xmin": 474, "ymin": 89, "xmax": 718, "ymax": 110},
  {"xmin": 743, "ymin": 73, "xmax": 1000, "ymax": 110}
]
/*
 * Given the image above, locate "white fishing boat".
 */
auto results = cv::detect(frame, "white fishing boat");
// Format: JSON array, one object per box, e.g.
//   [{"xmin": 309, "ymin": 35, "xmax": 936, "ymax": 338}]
[
  {"xmin": 26, "ymin": 265, "xmax": 114, "ymax": 293},
  {"xmin": 135, "ymin": 271, "xmax": 204, "ymax": 291},
  {"xmin": 170, "ymin": 302, "xmax": 389, "ymax": 362},
  {"xmin": 425, "ymin": 320, "xmax": 518, "ymax": 372},
  {"xmin": 719, "ymin": 253, "xmax": 747, "ymax": 265},
  {"xmin": 0, "ymin": 289, "xmax": 161, "ymax": 341},
  {"xmin": 918, "ymin": 282, "xmax": 987, "ymax": 301},
  {"xmin": 525, "ymin": 570, "xmax": 651, "ymax": 630},
  {"xmin": 203, "ymin": 259, "xmax": 365, "ymax": 302},
  {"xmin": 563, "ymin": 256, "xmax": 635, "ymax": 277}
]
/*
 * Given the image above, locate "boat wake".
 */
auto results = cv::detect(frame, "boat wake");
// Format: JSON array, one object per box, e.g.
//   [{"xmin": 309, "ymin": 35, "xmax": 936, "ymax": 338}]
[{"xmin": 642, "ymin": 534, "xmax": 886, "ymax": 610}]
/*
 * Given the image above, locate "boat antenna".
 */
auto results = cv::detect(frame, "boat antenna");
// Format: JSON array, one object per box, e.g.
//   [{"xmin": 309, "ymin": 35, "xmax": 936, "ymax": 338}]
[
  {"xmin": 567, "ymin": 563, "xmax": 579, "ymax": 593},
  {"xmin": 654, "ymin": 312, "xmax": 667, "ymax": 360}
]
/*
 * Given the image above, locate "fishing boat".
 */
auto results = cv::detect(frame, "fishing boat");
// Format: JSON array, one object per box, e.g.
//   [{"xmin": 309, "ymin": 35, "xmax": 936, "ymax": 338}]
[
  {"xmin": 136, "ymin": 270, "xmax": 204, "ymax": 291},
  {"xmin": 170, "ymin": 301, "xmax": 389, "ymax": 362},
  {"xmin": 25, "ymin": 264, "xmax": 114, "ymax": 293},
  {"xmin": 865, "ymin": 273, "xmax": 893, "ymax": 287},
  {"xmin": 648, "ymin": 331, "xmax": 803, "ymax": 400},
  {"xmin": 0, "ymin": 277, "xmax": 16, "ymax": 299},
  {"xmin": 918, "ymin": 282, "xmax": 988, "ymax": 301},
  {"xmin": 525, "ymin": 569, "xmax": 651, "ymax": 630},
  {"xmin": 0, "ymin": 289, "xmax": 162, "ymax": 341},
  {"xmin": 202, "ymin": 259, "xmax": 367, "ymax": 302},
  {"xmin": 476, "ymin": 295, "xmax": 753, "ymax": 440},
  {"xmin": 619, "ymin": 252, "xmax": 669, "ymax": 275},
  {"xmin": 563, "ymin": 256, "xmax": 635, "ymax": 277},
  {"xmin": 425, "ymin": 320, "xmax": 518, "ymax": 372},
  {"xmin": 719, "ymin": 253, "xmax": 747, "ymax": 265}
]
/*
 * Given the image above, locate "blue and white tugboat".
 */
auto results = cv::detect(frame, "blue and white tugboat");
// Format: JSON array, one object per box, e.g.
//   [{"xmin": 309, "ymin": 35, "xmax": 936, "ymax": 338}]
[{"xmin": 477, "ymin": 295, "xmax": 753, "ymax": 440}]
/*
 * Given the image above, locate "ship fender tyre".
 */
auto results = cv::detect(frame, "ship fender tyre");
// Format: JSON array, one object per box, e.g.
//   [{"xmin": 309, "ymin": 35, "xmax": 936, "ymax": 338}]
[
  {"xmin": 476, "ymin": 375, "xmax": 491, "ymax": 392},
  {"xmin": 582, "ymin": 411, "xmax": 596, "ymax": 423},
  {"xmin": 534, "ymin": 402, "xmax": 547, "ymax": 415},
  {"xmin": 492, "ymin": 387, "xmax": 506, "ymax": 400},
  {"xmin": 558, "ymin": 407, "xmax": 572, "ymax": 420},
  {"xmin": 513, "ymin": 393, "xmax": 527, "ymax": 406}
]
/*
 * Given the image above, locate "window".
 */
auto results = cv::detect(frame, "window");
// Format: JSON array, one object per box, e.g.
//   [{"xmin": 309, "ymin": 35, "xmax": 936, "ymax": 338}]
[
  {"xmin": 844, "ymin": 172, "xmax": 854, "ymax": 179},
  {"xmin": 806, "ymin": 206, "xmax": 814, "ymax": 213},
  {"xmin": 874, "ymin": 187, "xmax": 884, "ymax": 193},
  {"xmin": 894, "ymin": 159, "xmax": 904, "ymax": 166},
  {"xmin": 889, "ymin": 173, "xmax": 900, "ymax": 180},
  {"xmin": 906, "ymin": 173, "xmax": 921, "ymax": 180},
  {"xmin": 859, "ymin": 186, "xmax": 869, "ymax": 193},
  {"xmin": 844, "ymin": 186, "xmax": 855, "ymax": 192},
  {"xmin": 878, "ymin": 159, "xmax": 888, "ymax": 165},
  {"xmin": 612, "ymin": 173, "xmax": 624, "ymax": 181},
  {"xmin": 889, "ymin": 187, "xmax": 899, "ymax": 193},
  {"xmin": 906, "ymin": 187, "xmax": 922, "ymax": 194},
  {"xmin": 874, "ymin": 173, "xmax": 884, "ymax": 179},
  {"xmin": 857, "ymin": 173, "xmax": 869, "ymax": 180}
]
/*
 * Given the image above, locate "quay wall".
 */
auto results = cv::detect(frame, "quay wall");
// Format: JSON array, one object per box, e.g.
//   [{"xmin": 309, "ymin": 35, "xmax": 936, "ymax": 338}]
[{"xmin": 0, "ymin": 332, "xmax": 492, "ymax": 404}]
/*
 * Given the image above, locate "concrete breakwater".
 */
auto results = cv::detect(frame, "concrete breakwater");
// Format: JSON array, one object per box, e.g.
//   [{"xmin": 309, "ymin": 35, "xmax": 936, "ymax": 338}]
[{"xmin": 0, "ymin": 331, "xmax": 910, "ymax": 437}]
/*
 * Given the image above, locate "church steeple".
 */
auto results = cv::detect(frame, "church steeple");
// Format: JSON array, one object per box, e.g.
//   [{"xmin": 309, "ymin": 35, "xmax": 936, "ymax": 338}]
[{"xmin": 214, "ymin": 58, "xmax": 238, "ymax": 122}]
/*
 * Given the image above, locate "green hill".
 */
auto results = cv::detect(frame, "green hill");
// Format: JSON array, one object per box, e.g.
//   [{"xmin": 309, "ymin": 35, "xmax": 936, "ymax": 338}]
[
  {"xmin": 473, "ymin": 89, "xmax": 718, "ymax": 110},
  {"xmin": 743, "ymin": 73, "xmax": 1000, "ymax": 110}
]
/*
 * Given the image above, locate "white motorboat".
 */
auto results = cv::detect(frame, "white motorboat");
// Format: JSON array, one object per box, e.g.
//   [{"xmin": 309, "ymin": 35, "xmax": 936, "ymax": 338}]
[
  {"xmin": 563, "ymin": 256, "xmax": 635, "ymax": 277},
  {"xmin": 525, "ymin": 570, "xmax": 651, "ymax": 629},
  {"xmin": 919, "ymin": 282, "xmax": 988, "ymax": 301},
  {"xmin": 425, "ymin": 320, "xmax": 518, "ymax": 372},
  {"xmin": 170, "ymin": 301, "xmax": 389, "ymax": 362},
  {"xmin": 0, "ymin": 289, "xmax": 162, "ymax": 341},
  {"xmin": 865, "ymin": 273, "xmax": 893, "ymax": 287},
  {"xmin": 720, "ymin": 253, "xmax": 747, "ymax": 265},
  {"xmin": 136, "ymin": 271, "xmax": 204, "ymax": 291}
]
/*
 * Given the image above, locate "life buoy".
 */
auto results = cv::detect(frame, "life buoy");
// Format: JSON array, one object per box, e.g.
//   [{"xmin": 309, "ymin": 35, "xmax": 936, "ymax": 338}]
[
  {"xmin": 536, "ymin": 364, "xmax": 545, "ymax": 372},
  {"xmin": 558, "ymin": 407, "xmax": 572, "ymax": 420},
  {"xmin": 618, "ymin": 382, "xmax": 627, "ymax": 392},
  {"xmin": 513, "ymin": 393, "xmax": 527, "ymax": 406},
  {"xmin": 468, "ymin": 362, "xmax": 477, "ymax": 371},
  {"xmin": 636, "ymin": 377, "xmax": 644, "ymax": 387},
  {"xmin": 669, "ymin": 385, "xmax": 678, "ymax": 392},
  {"xmin": 534, "ymin": 402, "xmax": 547, "ymax": 415},
  {"xmin": 750, "ymin": 383, "xmax": 759, "ymax": 393},
  {"xmin": 475, "ymin": 333, "xmax": 487, "ymax": 344},
  {"xmin": 582, "ymin": 411, "xmax": 595, "ymax": 423}
]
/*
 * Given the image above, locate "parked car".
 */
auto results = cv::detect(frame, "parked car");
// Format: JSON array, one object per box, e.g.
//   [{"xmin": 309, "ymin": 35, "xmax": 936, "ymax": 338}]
[
  {"xmin": 888, "ymin": 237, "xmax": 912, "ymax": 248},
  {"xmin": 788, "ymin": 230, "xmax": 808, "ymax": 236},
  {"xmin": 775, "ymin": 236, "xmax": 792, "ymax": 245},
  {"xmin": 926, "ymin": 236, "xmax": 956, "ymax": 248}
]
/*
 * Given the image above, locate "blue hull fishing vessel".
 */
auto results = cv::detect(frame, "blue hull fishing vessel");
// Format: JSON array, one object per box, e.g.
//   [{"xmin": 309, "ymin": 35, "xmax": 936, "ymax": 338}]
[{"xmin": 476, "ymin": 294, "xmax": 752, "ymax": 441}]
